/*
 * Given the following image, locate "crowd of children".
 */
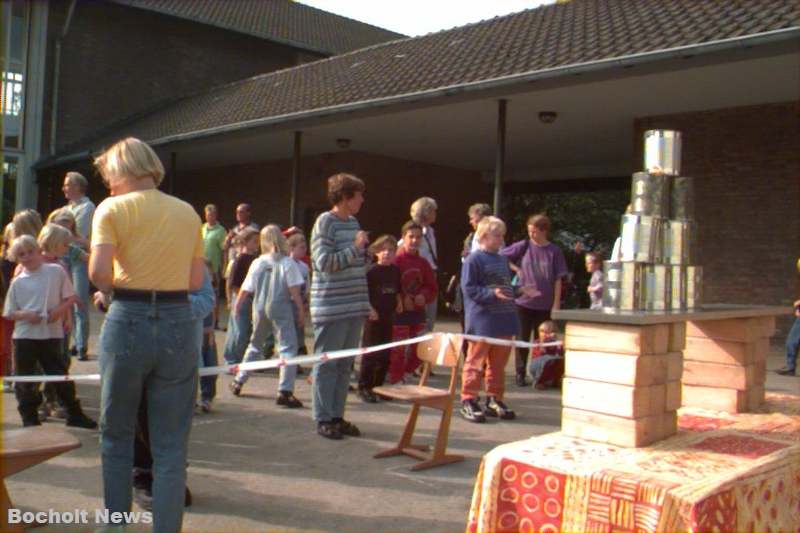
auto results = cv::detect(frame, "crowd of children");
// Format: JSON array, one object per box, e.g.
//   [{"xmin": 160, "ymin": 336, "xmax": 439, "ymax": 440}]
[{"xmin": 0, "ymin": 197, "xmax": 607, "ymax": 430}]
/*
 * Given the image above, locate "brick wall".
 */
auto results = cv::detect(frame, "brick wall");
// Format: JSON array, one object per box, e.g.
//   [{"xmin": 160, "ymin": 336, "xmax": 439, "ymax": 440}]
[
  {"xmin": 175, "ymin": 150, "xmax": 489, "ymax": 277},
  {"xmin": 50, "ymin": 1, "xmax": 322, "ymax": 150},
  {"xmin": 635, "ymin": 101, "xmax": 800, "ymax": 334}
]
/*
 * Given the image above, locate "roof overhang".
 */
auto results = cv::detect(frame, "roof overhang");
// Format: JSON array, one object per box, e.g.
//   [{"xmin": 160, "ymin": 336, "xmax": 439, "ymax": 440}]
[{"xmin": 36, "ymin": 31, "xmax": 800, "ymax": 181}]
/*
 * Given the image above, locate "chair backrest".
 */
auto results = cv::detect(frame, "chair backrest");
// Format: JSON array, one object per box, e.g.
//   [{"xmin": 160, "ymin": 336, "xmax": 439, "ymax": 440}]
[
  {"xmin": 416, "ymin": 333, "xmax": 462, "ymax": 368},
  {"xmin": 416, "ymin": 333, "xmax": 462, "ymax": 395}
]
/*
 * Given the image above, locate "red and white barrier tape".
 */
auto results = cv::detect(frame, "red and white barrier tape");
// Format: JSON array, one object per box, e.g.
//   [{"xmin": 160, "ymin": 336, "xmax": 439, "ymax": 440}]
[{"xmin": 2, "ymin": 332, "xmax": 563, "ymax": 383}]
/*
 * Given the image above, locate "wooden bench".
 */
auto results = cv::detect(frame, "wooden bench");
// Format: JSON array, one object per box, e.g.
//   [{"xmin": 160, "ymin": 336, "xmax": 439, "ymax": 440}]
[{"xmin": 1, "ymin": 427, "xmax": 81, "ymax": 532}]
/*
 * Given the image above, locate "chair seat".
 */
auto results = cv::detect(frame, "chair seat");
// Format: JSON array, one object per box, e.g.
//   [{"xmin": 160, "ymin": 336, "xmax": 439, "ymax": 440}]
[{"xmin": 373, "ymin": 384, "xmax": 451, "ymax": 402}]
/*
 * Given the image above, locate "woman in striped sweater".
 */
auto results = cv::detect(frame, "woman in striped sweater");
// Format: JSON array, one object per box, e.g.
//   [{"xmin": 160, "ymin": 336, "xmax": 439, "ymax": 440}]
[{"xmin": 310, "ymin": 173, "xmax": 371, "ymax": 440}]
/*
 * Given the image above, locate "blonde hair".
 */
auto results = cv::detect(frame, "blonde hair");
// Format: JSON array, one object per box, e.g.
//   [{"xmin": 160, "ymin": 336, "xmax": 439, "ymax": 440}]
[
  {"xmin": 286, "ymin": 233, "xmax": 306, "ymax": 249},
  {"xmin": 12, "ymin": 209, "xmax": 43, "ymax": 238},
  {"xmin": 475, "ymin": 216, "xmax": 506, "ymax": 241},
  {"xmin": 410, "ymin": 197, "xmax": 437, "ymax": 224},
  {"xmin": 2, "ymin": 223, "xmax": 14, "ymax": 260},
  {"xmin": 38, "ymin": 224, "xmax": 72, "ymax": 255},
  {"xmin": 539, "ymin": 320, "xmax": 558, "ymax": 334},
  {"xmin": 94, "ymin": 137, "xmax": 165, "ymax": 186},
  {"xmin": 9, "ymin": 234, "xmax": 39, "ymax": 262},
  {"xmin": 260, "ymin": 224, "xmax": 288, "ymax": 256},
  {"xmin": 47, "ymin": 208, "xmax": 78, "ymax": 236}
]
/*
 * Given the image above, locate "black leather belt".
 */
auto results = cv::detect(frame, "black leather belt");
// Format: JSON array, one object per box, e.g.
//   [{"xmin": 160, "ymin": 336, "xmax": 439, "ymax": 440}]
[{"xmin": 113, "ymin": 289, "xmax": 189, "ymax": 303}]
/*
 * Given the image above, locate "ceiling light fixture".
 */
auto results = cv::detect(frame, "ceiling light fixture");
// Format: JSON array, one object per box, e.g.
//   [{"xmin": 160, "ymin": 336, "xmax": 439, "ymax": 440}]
[{"xmin": 538, "ymin": 111, "xmax": 558, "ymax": 124}]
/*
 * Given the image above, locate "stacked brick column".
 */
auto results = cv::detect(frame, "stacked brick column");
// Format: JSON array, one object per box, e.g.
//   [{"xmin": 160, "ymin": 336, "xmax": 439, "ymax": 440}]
[
  {"xmin": 561, "ymin": 322, "xmax": 684, "ymax": 447},
  {"xmin": 682, "ymin": 317, "xmax": 776, "ymax": 412}
]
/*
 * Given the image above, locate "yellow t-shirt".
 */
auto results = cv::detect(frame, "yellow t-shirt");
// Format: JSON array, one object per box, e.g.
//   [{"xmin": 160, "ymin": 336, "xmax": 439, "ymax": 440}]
[{"xmin": 91, "ymin": 189, "xmax": 203, "ymax": 291}]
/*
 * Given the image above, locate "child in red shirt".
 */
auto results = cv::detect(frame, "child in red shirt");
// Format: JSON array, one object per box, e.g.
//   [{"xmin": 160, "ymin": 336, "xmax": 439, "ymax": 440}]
[
  {"xmin": 529, "ymin": 320, "xmax": 564, "ymax": 389},
  {"xmin": 388, "ymin": 221, "xmax": 437, "ymax": 384}
]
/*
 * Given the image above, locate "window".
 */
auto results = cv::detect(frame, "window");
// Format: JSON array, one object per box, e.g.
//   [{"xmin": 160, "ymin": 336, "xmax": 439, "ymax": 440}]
[{"xmin": 1, "ymin": 0, "xmax": 29, "ymax": 150}]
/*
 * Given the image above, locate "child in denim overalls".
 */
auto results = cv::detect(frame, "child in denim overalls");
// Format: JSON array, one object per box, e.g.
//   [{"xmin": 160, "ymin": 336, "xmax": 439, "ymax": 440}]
[{"xmin": 230, "ymin": 225, "xmax": 305, "ymax": 407}]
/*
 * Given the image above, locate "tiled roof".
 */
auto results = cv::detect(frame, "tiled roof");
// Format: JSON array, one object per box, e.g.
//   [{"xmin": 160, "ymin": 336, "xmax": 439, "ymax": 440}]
[
  {"xmin": 108, "ymin": 0, "xmax": 406, "ymax": 55},
  {"xmin": 51, "ymin": 0, "xmax": 800, "ymax": 162}
]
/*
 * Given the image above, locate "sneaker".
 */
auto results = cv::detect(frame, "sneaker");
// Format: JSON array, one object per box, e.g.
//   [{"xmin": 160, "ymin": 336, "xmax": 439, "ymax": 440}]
[
  {"xmin": 357, "ymin": 388, "xmax": 378, "ymax": 404},
  {"xmin": 485, "ymin": 396, "xmax": 516, "ymax": 420},
  {"xmin": 334, "ymin": 418, "xmax": 361, "ymax": 437},
  {"xmin": 38, "ymin": 404, "xmax": 51, "ymax": 423},
  {"xmin": 66, "ymin": 412, "xmax": 98, "ymax": 429},
  {"xmin": 229, "ymin": 380, "xmax": 242, "ymax": 396},
  {"xmin": 69, "ymin": 346, "xmax": 78, "ymax": 356},
  {"xmin": 460, "ymin": 399, "xmax": 486, "ymax": 423},
  {"xmin": 276, "ymin": 391, "xmax": 303, "ymax": 408},
  {"xmin": 199, "ymin": 399, "xmax": 212, "ymax": 413},
  {"xmin": 317, "ymin": 421, "xmax": 343, "ymax": 440},
  {"xmin": 133, "ymin": 486, "xmax": 153, "ymax": 511},
  {"xmin": 515, "ymin": 374, "xmax": 530, "ymax": 387},
  {"xmin": 77, "ymin": 350, "xmax": 88, "ymax": 361},
  {"xmin": 776, "ymin": 367, "xmax": 796, "ymax": 376}
]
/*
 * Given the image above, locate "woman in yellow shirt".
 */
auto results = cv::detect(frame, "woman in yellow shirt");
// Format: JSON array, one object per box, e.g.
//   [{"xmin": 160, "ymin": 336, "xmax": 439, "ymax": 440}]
[{"xmin": 90, "ymin": 137, "xmax": 204, "ymax": 533}]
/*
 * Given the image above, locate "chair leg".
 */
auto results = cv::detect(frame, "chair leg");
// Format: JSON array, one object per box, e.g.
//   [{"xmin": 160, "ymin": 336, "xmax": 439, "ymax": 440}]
[
  {"xmin": 374, "ymin": 404, "xmax": 423, "ymax": 459},
  {"xmin": 0, "ymin": 480, "xmax": 25, "ymax": 533},
  {"xmin": 409, "ymin": 404, "xmax": 463, "ymax": 471}
]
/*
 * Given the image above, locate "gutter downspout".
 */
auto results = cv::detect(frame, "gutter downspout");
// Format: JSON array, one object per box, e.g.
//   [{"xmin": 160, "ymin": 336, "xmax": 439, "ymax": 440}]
[{"xmin": 49, "ymin": 0, "xmax": 77, "ymax": 155}]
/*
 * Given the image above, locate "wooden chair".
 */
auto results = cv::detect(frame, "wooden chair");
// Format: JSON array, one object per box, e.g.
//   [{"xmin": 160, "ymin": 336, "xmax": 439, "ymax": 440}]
[
  {"xmin": 1, "ymin": 427, "xmax": 81, "ymax": 533},
  {"xmin": 373, "ymin": 333, "xmax": 464, "ymax": 471}
]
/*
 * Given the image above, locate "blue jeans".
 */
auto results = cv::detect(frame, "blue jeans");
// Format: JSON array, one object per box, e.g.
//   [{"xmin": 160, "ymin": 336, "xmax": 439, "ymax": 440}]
[
  {"xmin": 311, "ymin": 318, "xmax": 364, "ymax": 422},
  {"xmin": 98, "ymin": 299, "xmax": 200, "ymax": 533},
  {"xmin": 236, "ymin": 303, "xmax": 298, "ymax": 392},
  {"xmin": 425, "ymin": 298, "xmax": 438, "ymax": 333},
  {"xmin": 71, "ymin": 261, "xmax": 90, "ymax": 353},
  {"xmin": 199, "ymin": 332, "xmax": 218, "ymax": 401},
  {"xmin": 222, "ymin": 293, "xmax": 252, "ymax": 364},
  {"xmin": 785, "ymin": 316, "xmax": 800, "ymax": 372}
]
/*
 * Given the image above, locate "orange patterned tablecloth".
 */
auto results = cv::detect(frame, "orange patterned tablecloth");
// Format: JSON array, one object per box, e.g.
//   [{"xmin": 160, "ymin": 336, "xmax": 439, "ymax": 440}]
[{"xmin": 467, "ymin": 393, "xmax": 800, "ymax": 533}]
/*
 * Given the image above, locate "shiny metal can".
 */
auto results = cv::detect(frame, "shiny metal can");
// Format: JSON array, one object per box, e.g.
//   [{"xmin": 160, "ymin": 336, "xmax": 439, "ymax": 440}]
[
  {"xmin": 631, "ymin": 172, "xmax": 669, "ymax": 218},
  {"xmin": 620, "ymin": 214, "xmax": 664, "ymax": 263},
  {"xmin": 603, "ymin": 261, "xmax": 646, "ymax": 311},
  {"xmin": 602, "ymin": 261, "xmax": 622, "ymax": 310},
  {"xmin": 663, "ymin": 220, "xmax": 695, "ymax": 265},
  {"xmin": 669, "ymin": 265, "xmax": 686, "ymax": 310},
  {"xmin": 670, "ymin": 176, "xmax": 694, "ymax": 220},
  {"xmin": 686, "ymin": 266, "xmax": 703, "ymax": 309},
  {"xmin": 644, "ymin": 130, "xmax": 682, "ymax": 176},
  {"xmin": 643, "ymin": 265, "xmax": 671, "ymax": 311}
]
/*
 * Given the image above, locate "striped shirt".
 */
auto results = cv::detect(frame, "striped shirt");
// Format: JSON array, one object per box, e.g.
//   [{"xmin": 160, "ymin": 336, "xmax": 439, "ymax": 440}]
[{"xmin": 310, "ymin": 211, "xmax": 369, "ymax": 324}]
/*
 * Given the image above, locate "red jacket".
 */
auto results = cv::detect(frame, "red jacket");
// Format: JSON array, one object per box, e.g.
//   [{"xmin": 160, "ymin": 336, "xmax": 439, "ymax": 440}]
[{"xmin": 394, "ymin": 248, "xmax": 437, "ymax": 313}]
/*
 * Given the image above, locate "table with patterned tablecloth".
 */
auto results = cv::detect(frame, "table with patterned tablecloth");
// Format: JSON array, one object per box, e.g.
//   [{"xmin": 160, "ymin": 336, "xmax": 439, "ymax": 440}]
[{"xmin": 467, "ymin": 393, "xmax": 800, "ymax": 533}]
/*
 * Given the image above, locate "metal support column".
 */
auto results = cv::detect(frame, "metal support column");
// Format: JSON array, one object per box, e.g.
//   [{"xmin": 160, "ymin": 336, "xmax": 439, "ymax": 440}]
[
  {"xmin": 493, "ymin": 99, "xmax": 507, "ymax": 217},
  {"xmin": 290, "ymin": 131, "xmax": 302, "ymax": 227}
]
